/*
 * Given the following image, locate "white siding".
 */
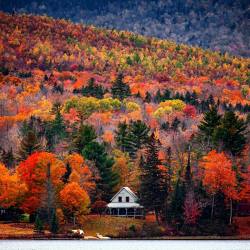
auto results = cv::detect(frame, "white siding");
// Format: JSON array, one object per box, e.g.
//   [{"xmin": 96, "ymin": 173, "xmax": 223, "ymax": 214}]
[{"xmin": 112, "ymin": 189, "xmax": 137, "ymax": 203}]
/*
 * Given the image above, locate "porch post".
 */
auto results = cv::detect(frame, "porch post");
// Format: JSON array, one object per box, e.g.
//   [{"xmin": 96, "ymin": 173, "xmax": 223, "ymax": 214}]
[
  {"xmin": 134, "ymin": 208, "xmax": 136, "ymax": 218},
  {"xmin": 125, "ymin": 208, "xmax": 127, "ymax": 217},
  {"xmin": 118, "ymin": 208, "xmax": 120, "ymax": 216}
]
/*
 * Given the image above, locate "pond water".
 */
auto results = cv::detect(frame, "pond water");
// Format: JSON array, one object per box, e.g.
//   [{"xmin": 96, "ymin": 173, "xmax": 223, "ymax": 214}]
[{"xmin": 0, "ymin": 240, "xmax": 249, "ymax": 250}]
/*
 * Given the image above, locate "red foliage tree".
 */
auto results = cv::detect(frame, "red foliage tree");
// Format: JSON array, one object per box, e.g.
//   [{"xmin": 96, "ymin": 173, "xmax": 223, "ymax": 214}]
[{"xmin": 17, "ymin": 152, "xmax": 66, "ymax": 214}]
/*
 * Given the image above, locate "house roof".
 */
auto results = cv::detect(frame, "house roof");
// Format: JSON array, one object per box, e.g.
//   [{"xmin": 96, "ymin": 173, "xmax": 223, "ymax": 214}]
[{"xmin": 110, "ymin": 186, "xmax": 138, "ymax": 202}]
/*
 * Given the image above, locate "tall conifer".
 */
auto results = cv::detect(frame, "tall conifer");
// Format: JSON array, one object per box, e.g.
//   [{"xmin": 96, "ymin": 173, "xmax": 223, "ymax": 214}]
[{"xmin": 140, "ymin": 133, "xmax": 168, "ymax": 224}]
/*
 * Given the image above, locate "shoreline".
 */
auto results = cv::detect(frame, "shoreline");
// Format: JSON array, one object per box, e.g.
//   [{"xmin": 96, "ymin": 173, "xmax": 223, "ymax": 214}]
[{"xmin": 0, "ymin": 235, "xmax": 249, "ymax": 240}]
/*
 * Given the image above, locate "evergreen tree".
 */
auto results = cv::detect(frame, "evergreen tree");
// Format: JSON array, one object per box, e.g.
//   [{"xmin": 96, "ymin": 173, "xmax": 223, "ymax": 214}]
[
  {"xmin": 45, "ymin": 103, "xmax": 66, "ymax": 150},
  {"xmin": 140, "ymin": 133, "xmax": 168, "ymax": 224},
  {"xmin": 72, "ymin": 124, "xmax": 97, "ymax": 153},
  {"xmin": 200, "ymin": 100, "xmax": 209, "ymax": 112},
  {"xmin": 83, "ymin": 142, "xmax": 119, "ymax": 201},
  {"xmin": 111, "ymin": 73, "xmax": 131, "ymax": 100},
  {"xmin": 190, "ymin": 91, "xmax": 198, "ymax": 106},
  {"xmin": 122, "ymin": 132, "xmax": 138, "ymax": 159},
  {"xmin": 184, "ymin": 91, "xmax": 191, "ymax": 103},
  {"xmin": 213, "ymin": 111, "xmax": 247, "ymax": 156},
  {"xmin": 61, "ymin": 162, "xmax": 72, "ymax": 184},
  {"xmin": 81, "ymin": 77, "xmax": 105, "ymax": 99},
  {"xmin": 129, "ymin": 120, "xmax": 150, "ymax": 150},
  {"xmin": 174, "ymin": 92, "xmax": 184, "ymax": 100},
  {"xmin": 161, "ymin": 122, "xmax": 170, "ymax": 131},
  {"xmin": 0, "ymin": 147, "xmax": 15, "ymax": 168},
  {"xmin": 115, "ymin": 122, "xmax": 129, "ymax": 152},
  {"xmin": 243, "ymin": 104, "xmax": 250, "ymax": 113},
  {"xmin": 171, "ymin": 117, "xmax": 181, "ymax": 131},
  {"xmin": 154, "ymin": 90, "xmax": 162, "ymax": 103},
  {"xmin": 162, "ymin": 89, "xmax": 171, "ymax": 101},
  {"xmin": 135, "ymin": 91, "xmax": 141, "ymax": 98},
  {"xmin": 208, "ymin": 94, "xmax": 215, "ymax": 106},
  {"xmin": 235, "ymin": 103, "xmax": 243, "ymax": 112},
  {"xmin": 185, "ymin": 145, "xmax": 192, "ymax": 186},
  {"xmin": 198, "ymin": 106, "xmax": 221, "ymax": 148},
  {"xmin": 174, "ymin": 92, "xmax": 180, "ymax": 99},
  {"xmin": 144, "ymin": 91, "xmax": 152, "ymax": 103},
  {"xmin": 169, "ymin": 178, "xmax": 185, "ymax": 224},
  {"xmin": 53, "ymin": 110, "xmax": 66, "ymax": 140},
  {"xmin": 166, "ymin": 147, "xmax": 172, "ymax": 167},
  {"xmin": 115, "ymin": 120, "xmax": 150, "ymax": 159},
  {"xmin": 18, "ymin": 130, "xmax": 42, "ymax": 161}
]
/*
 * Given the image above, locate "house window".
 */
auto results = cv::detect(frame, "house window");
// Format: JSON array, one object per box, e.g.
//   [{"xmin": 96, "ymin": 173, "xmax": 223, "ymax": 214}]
[
  {"xmin": 118, "ymin": 196, "xmax": 122, "ymax": 202},
  {"xmin": 126, "ymin": 197, "xmax": 129, "ymax": 202}
]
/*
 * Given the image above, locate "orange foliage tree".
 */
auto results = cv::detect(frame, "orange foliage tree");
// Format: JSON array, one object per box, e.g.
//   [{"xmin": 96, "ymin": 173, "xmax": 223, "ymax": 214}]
[
  {"xmin": 0, "ymin": 163, "xmax": 27, "ymax": 208},
  {"xmin": 17, "ymin": 152, "xmax": 66, "ymax": 214},
  {"xmin": 200, "ymin": 150, "xmax": 238, "ymax": 224},
  {"xmin": 59, "ymin": 182, "xmax": 90, "ymax": 224},
  {"xmin": 64, "ymin": 153, "xmax": 95, "ymax": 194}
]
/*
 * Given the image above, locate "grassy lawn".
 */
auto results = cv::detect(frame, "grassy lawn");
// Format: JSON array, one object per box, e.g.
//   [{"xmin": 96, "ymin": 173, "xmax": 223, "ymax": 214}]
[
  {"xmin": 0, "ymin": 223, "xmax": 34, "ymax": 235},
  {"xmin": 81, "ymin": 215, "xmax": 144, "ymax": 237},
  {"xmin": 0, "ymin": 215, "xmax": 145, "ymax": 238},
  {"xmin": 0, "ymin": 215, "xmax": 249, "ymax": 239}
]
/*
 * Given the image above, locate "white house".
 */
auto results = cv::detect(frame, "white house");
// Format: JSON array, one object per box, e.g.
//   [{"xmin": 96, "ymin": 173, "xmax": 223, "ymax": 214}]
[{"xmin": 106, "ymin": 187, "xmax": 144, "ymax": 218}]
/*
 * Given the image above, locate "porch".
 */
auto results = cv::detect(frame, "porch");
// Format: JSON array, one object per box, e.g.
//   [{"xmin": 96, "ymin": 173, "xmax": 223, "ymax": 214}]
[{"xmin": 106, "ymin": 207, "xmax": 144, "ymax": 218}]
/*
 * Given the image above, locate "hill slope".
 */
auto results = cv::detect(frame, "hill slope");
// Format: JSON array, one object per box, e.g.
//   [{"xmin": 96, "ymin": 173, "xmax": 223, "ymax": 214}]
[
  {"xmin": 0, "ymin": 0, "xmax": 249, "ymax": 57},
  {"xmin": 0, "ymin": 13, "xmax": 249, "ymax": 236},
  {"xmin": 0, "ymin": 11, "xmax": 249, "ymax": 150}
]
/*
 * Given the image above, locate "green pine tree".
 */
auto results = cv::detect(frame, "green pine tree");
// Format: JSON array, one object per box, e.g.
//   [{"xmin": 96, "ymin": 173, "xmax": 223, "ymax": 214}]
[
  {"xmin": 185, "ymin": 144, "xmax": 192, "ymax": 186},
  {"xmin": 111, "ymin": 73, "xmax": 131, "ymax": 100},
  {"xmin": 198, "ymin": 105, "xmax": 221, "ymax": 148},
  {"xmin": 81, "ymin": 78, "xmax": 105, "ymax": 99},
  {"xmin": 139, "ymin": 133, "xmax": 168, "ymax": 224},
  {"xmin": 129, "ymin": 120, "xmax": 150, "ymax": 150},
  {"xmin": 213, "ymin": 110, "xmax": 247, "ymax": 156},
  {"xmin": 154, "ymin": 90, "xmax": 162, "ymax": 103},
  {"xmin": 115, "ymin": 122, "xmax": 129, "ymax": 152},
  {"xmin": 0, "ymin": 147, "xmax": 15, "ymax": 168},
  {"xmin": 83, "ymin": 141, "xmax": 119, "ymax": 201},
  {"xmin": 45, "ymin": 102, "xmax": 66, "ymax": 150},
  {"xmin": 144, "ymin": 91, "xmax": 152, "ymax": 103},
  {"xmin": 162, "ymin": 89, "xmax": 171, "ymax": 101},
  {"xmin": 169, "ymin": 178, "xmax": 185, "ymax": 224},
  {"xmin": 72, "ymin": 124, "xmax": 97, "ymax": 153},
  {"xmin": 115, "ymin": 121, "xmax": 150, "ymax": 159}
]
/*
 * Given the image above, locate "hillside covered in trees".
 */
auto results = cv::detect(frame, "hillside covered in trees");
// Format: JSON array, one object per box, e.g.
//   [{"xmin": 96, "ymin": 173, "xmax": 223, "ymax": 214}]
[
  {"xmin": 0, "ymin": 0, "xmax": 249, "ymax": 57},
  {"xmin": 0, "ymin": 12, "xmax": 249, "ymax": 237}
]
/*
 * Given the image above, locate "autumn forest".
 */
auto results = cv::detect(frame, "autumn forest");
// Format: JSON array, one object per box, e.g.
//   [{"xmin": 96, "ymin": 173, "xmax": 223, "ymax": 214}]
[{"xmin": 0, "ymin": 12, "xmax": 249, "ymax": 238}]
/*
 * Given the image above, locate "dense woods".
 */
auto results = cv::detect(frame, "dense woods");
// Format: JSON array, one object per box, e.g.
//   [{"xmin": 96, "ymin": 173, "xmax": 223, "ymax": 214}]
[
  {"xmin": 1, "ymin": 0, "xmax": 249, "ymax": 57},
  {"xmin": 0, "ymin": 12, "xmax": 249, "ymax": 236}
]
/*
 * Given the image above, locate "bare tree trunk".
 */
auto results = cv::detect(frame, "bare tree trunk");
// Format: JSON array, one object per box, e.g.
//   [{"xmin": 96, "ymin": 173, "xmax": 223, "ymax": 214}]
[
  {"xmin": 155, "ymin": 209, "xmax": 160, "ymax": 225},
  {"xmin": 229, "ymin": 199, "xmax": 233, "ymax": 225},
  {"xmin": 211, "ymin": 195, "xmax": 215, "ymax": 220},
  {"xmin": 46, "ymin": 163, "xmax": 55, "ymax": 226}
]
